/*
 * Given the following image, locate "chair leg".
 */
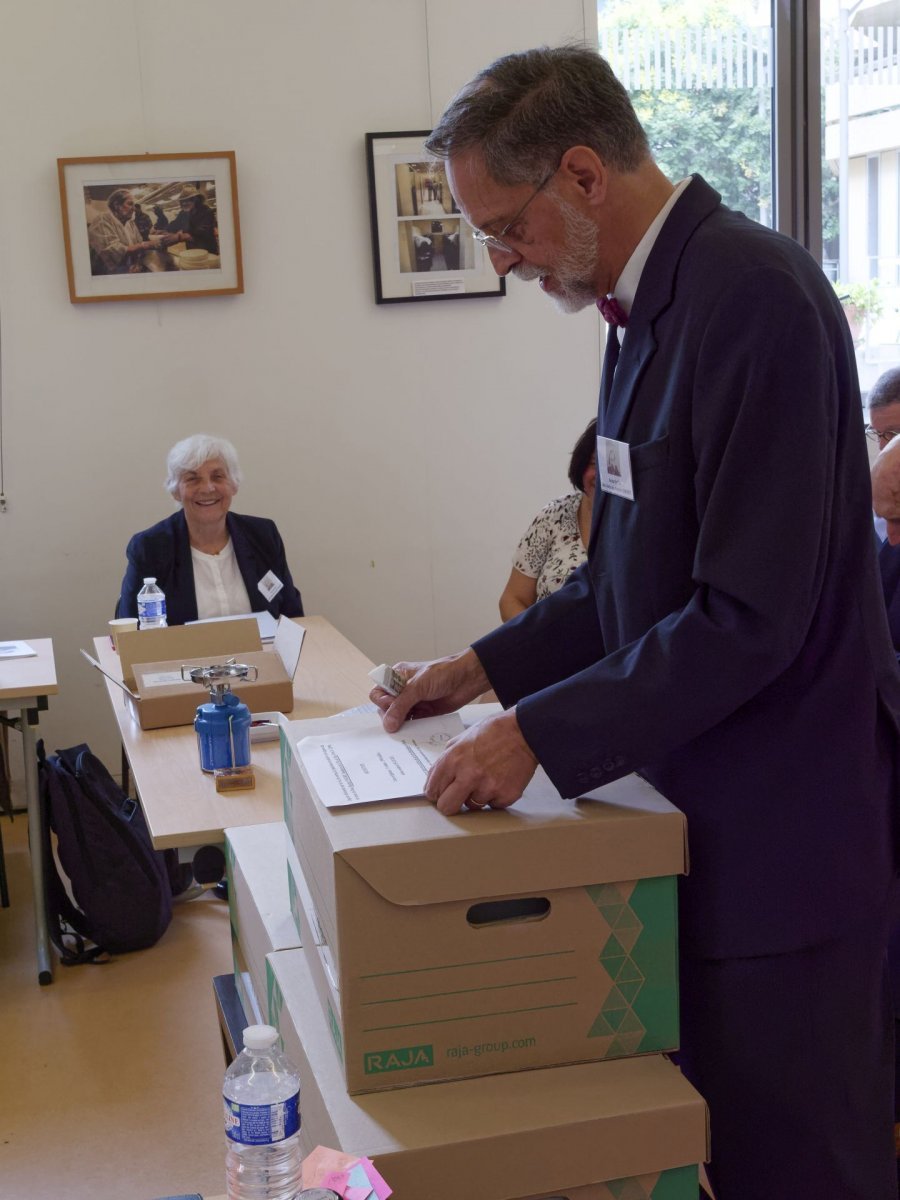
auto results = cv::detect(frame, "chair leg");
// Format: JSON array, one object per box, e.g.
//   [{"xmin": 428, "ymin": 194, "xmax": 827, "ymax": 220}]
[
  {"xmin": 0, "ymin": 722, "xmax": 12, "ymax": 817},
  {"xmin": 0, "ymin": 816, "xmax": 10, "ymax": 908}
]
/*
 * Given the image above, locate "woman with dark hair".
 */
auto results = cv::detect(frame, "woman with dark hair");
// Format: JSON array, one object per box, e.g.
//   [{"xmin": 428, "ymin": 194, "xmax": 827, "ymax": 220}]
[{"xmin": 499, "ymin": 419, "xmax": 596, "ymax": 620}]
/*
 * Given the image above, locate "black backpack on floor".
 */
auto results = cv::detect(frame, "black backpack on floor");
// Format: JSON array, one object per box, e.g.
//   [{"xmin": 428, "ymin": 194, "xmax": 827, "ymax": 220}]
[{"xmin": 37, "ymin": 741, "xmax": 173, "ymax": 963}]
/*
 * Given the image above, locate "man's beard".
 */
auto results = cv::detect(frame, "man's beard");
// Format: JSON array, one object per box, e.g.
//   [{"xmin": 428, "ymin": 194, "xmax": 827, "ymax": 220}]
[{"xmin": 514, "ymin": 198, "xmax": 599, "ymax": 314}]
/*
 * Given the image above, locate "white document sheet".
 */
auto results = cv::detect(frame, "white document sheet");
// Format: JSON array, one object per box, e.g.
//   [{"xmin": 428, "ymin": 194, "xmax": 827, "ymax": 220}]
[
  {"xmin": 297, "ymin": 713, "xmax": 465, "ymax": 807},
  {"xmin": 0, "ymin": 640, "xmax": 36, "ymax": 659}
]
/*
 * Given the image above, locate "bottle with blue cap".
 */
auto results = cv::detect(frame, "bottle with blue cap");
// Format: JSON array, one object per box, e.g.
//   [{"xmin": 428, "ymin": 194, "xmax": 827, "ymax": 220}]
[
  {"xmin": 223, "ymin": 1024, "xmax": 302, "ymax": 1200},
  {"xmin": 136, "ymin": 577, "xmax": 167, "ymax": 629}
]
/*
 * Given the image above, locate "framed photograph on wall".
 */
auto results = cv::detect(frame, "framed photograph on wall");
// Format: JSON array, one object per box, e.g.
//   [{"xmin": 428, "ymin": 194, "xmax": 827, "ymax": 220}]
[
  {"xmin": 365, "ymin": 131, "xmax": 505, "ymax": 304},
  {"xmin": 57, "ymin": 151, "xmax": 243, "ymax": 303}
]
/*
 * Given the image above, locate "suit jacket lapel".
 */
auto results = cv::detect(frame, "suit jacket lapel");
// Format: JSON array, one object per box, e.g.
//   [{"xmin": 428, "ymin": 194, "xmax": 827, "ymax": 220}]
[
  {"xmin": 600, "ymin": 329, "xmax": 655, "ymax": 442},
  {"xmin": 228, "ymin": 514, "xmax": 267, "ymax": 614},
  {"xmin": 173, "ymin": 509, "xmax": 200, "ymax": 622},
  {"xmin": 591, "ymin": 175, "xmax": 722, "ymax": 545},
  {"xmin": 602, "ymin": 175, "xmax": 721, "ymax": 443}
]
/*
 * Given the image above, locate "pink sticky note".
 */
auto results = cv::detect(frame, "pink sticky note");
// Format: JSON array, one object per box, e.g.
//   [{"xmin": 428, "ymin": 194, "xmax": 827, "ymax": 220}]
[
  {"xmin": 302, "ymin": 1144, "xmax": 360, "ymax": 1188},
  {"xmin": 322, "ymin": 1169, "xmax": 351, "ymax": 1193},
  {"xmin": 359, "ymin": 1156, "xmax": 393, "ymax": 1200},
  {"xmin": 345, "ymin": 1188, "xmax": 372, "ymax": 1200}
]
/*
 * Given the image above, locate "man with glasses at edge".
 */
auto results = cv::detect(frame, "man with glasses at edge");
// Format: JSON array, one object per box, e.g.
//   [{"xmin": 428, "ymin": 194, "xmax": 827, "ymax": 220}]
[{"xmin": 371, "ymin": 46, "xmax": 900, "ymax": 1200}]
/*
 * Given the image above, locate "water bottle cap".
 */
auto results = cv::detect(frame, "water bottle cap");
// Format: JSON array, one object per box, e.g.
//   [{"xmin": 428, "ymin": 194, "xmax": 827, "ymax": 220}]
[
  {"xmin": 142, "ymin": 577, "xmax": 156, "ymax": 584},
  {"xmin": 242, "ymin": 1024, "xmax": 279, "ymax": 1051}
]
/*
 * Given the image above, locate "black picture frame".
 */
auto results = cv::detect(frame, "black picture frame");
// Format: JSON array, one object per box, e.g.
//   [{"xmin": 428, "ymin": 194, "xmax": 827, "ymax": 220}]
[{"xmin": 365, "ymin": 131, "xmax": 506, "ymax": 305}]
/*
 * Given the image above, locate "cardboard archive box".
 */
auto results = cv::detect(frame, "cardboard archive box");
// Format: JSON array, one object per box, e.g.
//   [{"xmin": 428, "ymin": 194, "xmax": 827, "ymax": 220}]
[
  {"xmin": 280, "ymin": 711, "xmax": 687, "ymax": 1095},
  {"xmin": 266, "ymin": 947, "xmax": 708, "ymax": 1200},
  {"xmin": 225, "ymin": 821, "xmax": 302, "ymax": 1026},
  {"xmin": 114, "ymin": 617, "xmax": 304, "ymax": 730}
]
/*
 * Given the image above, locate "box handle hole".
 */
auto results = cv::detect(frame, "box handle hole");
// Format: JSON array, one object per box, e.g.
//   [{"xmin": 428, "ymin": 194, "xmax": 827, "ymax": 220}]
[{"xmin": 466, "ymin": 897, "xmax": 550, "ymax": 927}]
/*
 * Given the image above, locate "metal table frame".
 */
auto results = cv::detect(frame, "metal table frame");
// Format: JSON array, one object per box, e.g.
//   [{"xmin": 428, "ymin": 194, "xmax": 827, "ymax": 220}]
[{"xmin": 0, "ymin": 692, "xmax": 53, "ymax": 983}]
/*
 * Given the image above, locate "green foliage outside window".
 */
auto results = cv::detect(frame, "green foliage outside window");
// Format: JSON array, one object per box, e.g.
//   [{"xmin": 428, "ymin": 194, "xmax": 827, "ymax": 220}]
[
  {"xmin": 832, "ymin": 278, "xmax": 884, "ymax": 321},
  {"xmin": 632, "ymin": 87, "xmax": 771, "ymax": 218},
  {"xmin": 598, "ymin": 0, "xmax": 839, "ymax": 239}
]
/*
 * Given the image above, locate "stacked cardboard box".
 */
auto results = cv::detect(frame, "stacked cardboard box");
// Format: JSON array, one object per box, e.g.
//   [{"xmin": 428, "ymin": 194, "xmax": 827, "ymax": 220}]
[
  {"xmin": 109, "ymin": 617, "xmax": 304, "ymax": 729},
  {"xmin": 225, "ymin": 822, "xmax": 301, "ymax": 1024},
  {"xmin": 279, "ymin": 709, "xmax": 688, "ymax": 1094},
  {"xmin": 265, "ymin": 945, "xmax": 707, "ymax": 1200},
  {"xmin": 226, "ymin": 706, "xmax": 709, "ymax": 1197}
]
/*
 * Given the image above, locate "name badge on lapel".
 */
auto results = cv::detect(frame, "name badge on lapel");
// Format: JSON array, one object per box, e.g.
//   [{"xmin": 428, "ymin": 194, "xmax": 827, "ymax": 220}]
[
  {"xmin": 597, "ymin": 435, "xmax": 635, "ymax": 502},
  {"xmin": 258, "ymin": 570, "xmax": 284, "ymax": 602}
]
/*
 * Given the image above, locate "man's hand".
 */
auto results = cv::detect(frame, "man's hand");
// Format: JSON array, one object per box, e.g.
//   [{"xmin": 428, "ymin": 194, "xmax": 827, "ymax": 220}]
[
  {"xmin": 425, "ymin": 708, "xmax": 538, "ymax": 815},
  {"xmin": 369, "ymin": 648, "xmax": 489, "ymax": 732}
]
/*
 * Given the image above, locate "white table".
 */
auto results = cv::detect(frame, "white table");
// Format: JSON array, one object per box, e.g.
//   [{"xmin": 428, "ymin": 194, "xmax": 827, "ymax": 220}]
[{"xmin": 92, "ymin": 617, "xmax": 374, "ymax": 850}]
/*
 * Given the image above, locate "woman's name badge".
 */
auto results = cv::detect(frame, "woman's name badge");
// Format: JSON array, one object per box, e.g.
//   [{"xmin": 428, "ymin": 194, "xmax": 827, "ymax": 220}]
[
  {"xmin": 596, "ymin": 435, "xmax": 635, "ymax": 501},
  {"xmin": 258, "ymin": 571, "xmax": 284, "ymax": 601}
]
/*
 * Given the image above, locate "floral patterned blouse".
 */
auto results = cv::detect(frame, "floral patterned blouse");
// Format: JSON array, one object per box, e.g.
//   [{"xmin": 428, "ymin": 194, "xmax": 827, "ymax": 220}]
[{"xmin": 512, "ymin": 492, "xmax": 588, "ymax": 600}]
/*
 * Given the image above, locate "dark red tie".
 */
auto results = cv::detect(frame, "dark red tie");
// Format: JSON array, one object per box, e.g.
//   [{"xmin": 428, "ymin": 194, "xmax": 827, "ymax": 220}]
[{"xmin": 597, "ymin": 294, "xmax": 628, "ymax": 327}]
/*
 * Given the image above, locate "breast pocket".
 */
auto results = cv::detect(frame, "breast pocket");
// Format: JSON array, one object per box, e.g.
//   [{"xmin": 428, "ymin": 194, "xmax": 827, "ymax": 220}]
[{"xmin": 630, "ymin": 433, "xmax": 669, "ymax": 474}]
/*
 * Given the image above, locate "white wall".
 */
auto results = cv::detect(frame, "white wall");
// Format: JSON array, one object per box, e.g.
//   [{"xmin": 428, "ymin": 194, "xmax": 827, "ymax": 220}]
[{"xmin": 0, "ymin": 0, "xmax": 600, "ymax": 788}]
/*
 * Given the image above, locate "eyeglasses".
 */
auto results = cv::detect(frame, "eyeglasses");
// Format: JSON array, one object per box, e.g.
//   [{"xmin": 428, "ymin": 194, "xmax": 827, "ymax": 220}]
[
  {"xmin": 472, "ymin": 168, "xmax": 557, "ymax": 255},
  {"xmin": 865, "ymin": 426, "xmax": 900, "ymax": 444}
]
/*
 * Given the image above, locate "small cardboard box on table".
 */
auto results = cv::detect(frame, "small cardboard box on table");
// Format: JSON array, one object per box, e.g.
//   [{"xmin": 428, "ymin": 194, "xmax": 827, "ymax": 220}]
[
  {"xmin": 115, "ymin": 617, "xmax": 303, "ymax": 730},
  {"xmin": 225, "ymin": 821, "xmax": 301, "ymax": 1027},
  {"xmin": 280, "ymin": 710, "xmax": 687, "ymax": 1095},
  {"xmin": 266, "ymin": 946, "xmax": 708, "ymax": 1200}
]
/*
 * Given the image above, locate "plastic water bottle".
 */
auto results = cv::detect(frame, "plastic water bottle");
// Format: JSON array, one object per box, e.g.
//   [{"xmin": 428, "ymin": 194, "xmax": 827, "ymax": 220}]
[
  {"xmin": 136, "ymin": 577, "xmax": 167, "ymax": 629},
  {"xmin": 223, "ymin": 1024, "xmax": 302, "ymax": 1200}
]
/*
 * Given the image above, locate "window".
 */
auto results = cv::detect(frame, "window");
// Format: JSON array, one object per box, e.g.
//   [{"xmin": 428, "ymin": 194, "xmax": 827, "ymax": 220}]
[
  {"xmin": 599, "ymin": 3, "xmax": 775, "ymax": 228},
  {"xmin": 598, "ymin": 0, "xmax": 900, "ymax": 393}
]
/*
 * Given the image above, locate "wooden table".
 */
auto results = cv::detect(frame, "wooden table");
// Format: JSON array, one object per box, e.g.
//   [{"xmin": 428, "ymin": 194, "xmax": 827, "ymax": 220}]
[
  {"xmin": 0, "ymin": 639, "xmax": 59, "ymax": 984},
  {"xmin": 92, "ymin": 617, "xmax": 373, "ymax": 850}
]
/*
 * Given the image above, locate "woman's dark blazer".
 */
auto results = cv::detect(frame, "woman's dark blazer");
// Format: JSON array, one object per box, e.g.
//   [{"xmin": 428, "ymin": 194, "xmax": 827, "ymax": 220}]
[{"xmin": 117, "ymin": 509, "xmax": 303, "ymax": 625}]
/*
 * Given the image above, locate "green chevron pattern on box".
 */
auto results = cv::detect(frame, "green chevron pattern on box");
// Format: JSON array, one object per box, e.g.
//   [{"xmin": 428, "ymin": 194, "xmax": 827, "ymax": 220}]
[
  {"xmin": 586, "ymin": 875, "xmax": 679, "ymax": 1056},
  {"xmin": 279, "ymin": 727, "xmax": 293, "ymax": 826},
  {"xmin": 600, "ymin": 1164, "xmax": 697, "ymax": 1198},
  {"xmin": 286, "ymin": 866, "xmax": 303, "ymax": 942},
  {"xmin": 327, "ymin": 997, "xmax": 345, "ymax": 1063},
  {"xmin": 266, "ymin": 957, "xmax": 286, "ymax": 1048},
  {"xmin": 224, "ymin": 835, "xmax": 236, "ymax": 885},
  {"xmin": 232, "ymin": 924, "xmax": 258, "ymax": 1026}
]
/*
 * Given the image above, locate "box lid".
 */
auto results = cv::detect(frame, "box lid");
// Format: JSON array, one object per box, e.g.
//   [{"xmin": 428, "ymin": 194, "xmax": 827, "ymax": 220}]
[
  {"xmin": 286, "ymin": 714, "xmax": 687, "ymax": 906},
  {"xmin": 117, "ymin": 618, "xmax": 262, "ymax": 688}
]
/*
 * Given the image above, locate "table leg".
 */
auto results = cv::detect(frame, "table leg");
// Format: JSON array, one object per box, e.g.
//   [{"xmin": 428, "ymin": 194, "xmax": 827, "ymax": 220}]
[{"xmin": 20, "ymin": 711, "xmax": 53, "ymax": 985}]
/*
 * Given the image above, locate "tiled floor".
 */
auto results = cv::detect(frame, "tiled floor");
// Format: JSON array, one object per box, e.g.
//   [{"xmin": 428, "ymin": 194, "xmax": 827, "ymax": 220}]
[{"xmin": 0, "ymin": 814, "xmax": 232, "ymax": 1200}]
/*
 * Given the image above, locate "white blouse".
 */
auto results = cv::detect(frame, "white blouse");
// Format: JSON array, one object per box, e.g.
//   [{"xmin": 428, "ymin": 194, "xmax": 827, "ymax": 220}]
[
  {"xmin": 512, "ymin": 492, "xmax": 588, "ymax": 600},
  {"xmin": 191, "ymin": 539, "xmax": 253, "ymax": 619}
]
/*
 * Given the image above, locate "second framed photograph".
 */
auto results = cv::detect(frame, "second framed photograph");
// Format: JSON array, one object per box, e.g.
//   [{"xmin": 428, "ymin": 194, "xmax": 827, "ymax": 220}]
[
  {"xmin": 57, "ymin": 151, "xmax": 243, "ymax": 303},
  {"xmin": 365, "ymin": 131, "xmax": 505, "ymax": 304}
]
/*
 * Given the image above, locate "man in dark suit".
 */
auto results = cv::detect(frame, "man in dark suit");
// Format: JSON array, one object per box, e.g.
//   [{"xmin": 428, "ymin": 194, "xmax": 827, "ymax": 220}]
[
  {"xmin": 870, "ymin": 368, "xmax": 900, "ymax": 661},
  {"xmin": 372, "ymin": 47, "xmax": 900, "ymax": 1199},
  {"xmin": 872, "ymin": 428, "xmax": 900, "ymax": 1182},
  {"xmin": 882, "ymin": 534, "xmax": 900, "ymax": 662}
]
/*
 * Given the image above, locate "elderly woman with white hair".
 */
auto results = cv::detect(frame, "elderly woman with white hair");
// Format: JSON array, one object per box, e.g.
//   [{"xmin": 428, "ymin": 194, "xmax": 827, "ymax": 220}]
[{"xmin": 118, "ymin": 433, "xmax": 303, "ymax": 626}]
